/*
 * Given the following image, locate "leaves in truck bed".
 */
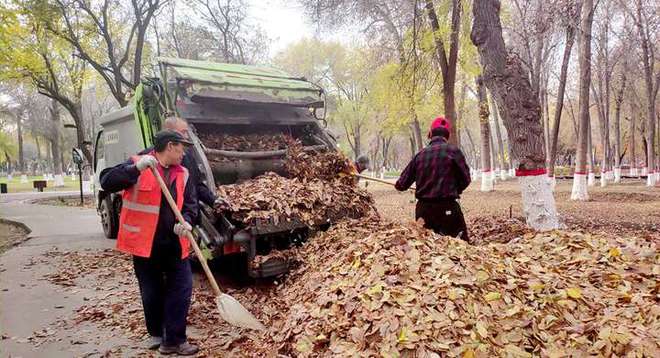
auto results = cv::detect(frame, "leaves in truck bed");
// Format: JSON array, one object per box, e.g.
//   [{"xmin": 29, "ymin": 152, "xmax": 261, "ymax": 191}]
[{"xmin": 215, "ymin": 172, "xmax": 376, "ymax": 227}]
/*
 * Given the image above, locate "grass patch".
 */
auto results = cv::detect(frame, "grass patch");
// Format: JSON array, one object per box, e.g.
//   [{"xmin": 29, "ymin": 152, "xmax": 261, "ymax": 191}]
[{"xmin": 0, "ymin": 175, "xmax": 83, "ymax": 193}]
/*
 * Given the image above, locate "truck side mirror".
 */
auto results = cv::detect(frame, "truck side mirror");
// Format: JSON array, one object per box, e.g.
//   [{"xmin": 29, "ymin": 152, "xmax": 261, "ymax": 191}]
[{"xmin": 72, "ymin": 148, "xmax": 84, "ymax": 166}]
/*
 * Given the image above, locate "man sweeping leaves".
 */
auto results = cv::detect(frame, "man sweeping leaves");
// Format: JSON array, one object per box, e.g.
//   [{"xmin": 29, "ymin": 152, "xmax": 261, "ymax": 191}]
[
  {"xmin": 100, "ymin": 130, "xmax": 199, "ymax": 355},
  {"xmin": 395, "ymin": 117, "xmax": 471, "ymax": 241}
]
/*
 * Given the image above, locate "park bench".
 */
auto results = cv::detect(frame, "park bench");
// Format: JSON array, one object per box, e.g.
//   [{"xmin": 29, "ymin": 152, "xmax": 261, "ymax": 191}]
[{"xmin": 33, "ymin": 180, "xmax": 47, "ymax": 192}]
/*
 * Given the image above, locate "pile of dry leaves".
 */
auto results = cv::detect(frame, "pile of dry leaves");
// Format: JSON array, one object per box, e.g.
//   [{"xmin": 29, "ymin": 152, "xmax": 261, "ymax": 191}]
[
  {"xmin": 35, "ymin": 218, "xmax": 659, "ymax": 357},
  {"xmin": 467, "ymin": 216, "xmax": 535, "ymax": 245},
  {"xmin": 199, "ymin": 133, "xmax": 291, "ymax": 152},
  {"xmin": 216, "ymin": 172, "xmax": 375, "ymax": 227},
  {"xmin": 285, "ymin": 140, "xmax": 354, "ymax": 183},
  {"xmin": 208, "ymin": 135, "xmax": 370, "ymax": 227},
  {"xmin": 243, "ymin": 218, "xmax": 659, "ymax": 357}
]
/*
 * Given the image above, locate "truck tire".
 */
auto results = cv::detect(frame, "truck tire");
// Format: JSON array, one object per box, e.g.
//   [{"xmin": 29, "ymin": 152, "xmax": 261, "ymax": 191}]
[{"xmin": 100, "ymin": 196, "xmax": 119, "ymax": 239}]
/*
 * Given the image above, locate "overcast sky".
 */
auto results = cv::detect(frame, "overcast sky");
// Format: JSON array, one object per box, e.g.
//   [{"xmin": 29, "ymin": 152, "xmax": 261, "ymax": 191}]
[{"xmin": 248, "ymin": 0, "xmax": 317, "ymax": 58}]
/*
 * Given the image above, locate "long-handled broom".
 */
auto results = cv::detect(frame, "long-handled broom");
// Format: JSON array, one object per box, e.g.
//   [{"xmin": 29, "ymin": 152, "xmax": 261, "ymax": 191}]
[
  {"xmin": 355, "ymin": 173, "xmax": 416, "ymax": 191},
  {"xmin": 150, "ymin": 167, "xmax": 265, "ymax": 331}
]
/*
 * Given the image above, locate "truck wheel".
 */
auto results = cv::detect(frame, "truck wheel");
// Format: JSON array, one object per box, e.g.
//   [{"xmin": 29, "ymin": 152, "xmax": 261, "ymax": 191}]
[{"xmin": 100, "ymin": 196, "xmax": 119, "ymax": 239}]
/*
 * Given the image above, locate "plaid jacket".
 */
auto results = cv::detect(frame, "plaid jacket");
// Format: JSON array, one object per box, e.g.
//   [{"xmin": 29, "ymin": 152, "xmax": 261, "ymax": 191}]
[{"xmin": 395, "ymin": 136, "xmax": 471, "ymax": 201}]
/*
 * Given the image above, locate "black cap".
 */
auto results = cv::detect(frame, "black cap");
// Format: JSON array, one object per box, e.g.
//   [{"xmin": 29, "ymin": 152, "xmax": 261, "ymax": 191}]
[{"xmin": 153, "ymin": 130, "xmax": 193, "ymax": 147}]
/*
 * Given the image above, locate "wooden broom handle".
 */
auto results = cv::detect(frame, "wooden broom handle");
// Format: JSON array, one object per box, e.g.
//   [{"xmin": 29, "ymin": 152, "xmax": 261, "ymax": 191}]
[{"xmin": 150, "ymin": 167, "xmax": 223, "ymax": 296}]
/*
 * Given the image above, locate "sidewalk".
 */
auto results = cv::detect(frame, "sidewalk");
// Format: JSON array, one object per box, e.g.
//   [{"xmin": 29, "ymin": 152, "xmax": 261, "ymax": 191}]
[{"xmin": 0, "ymin": 201, "xmax": 134, "ymax": 357}]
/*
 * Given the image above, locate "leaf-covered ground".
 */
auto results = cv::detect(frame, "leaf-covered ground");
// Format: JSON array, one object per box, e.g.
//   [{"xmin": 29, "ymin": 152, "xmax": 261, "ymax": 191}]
[
  {"xmin": 369, "ymin": 178, "xmax": 660, "ymax": 239},
  {"xmin": 25, "ymin": 178, "xmax": 660, "ymax": 356}
]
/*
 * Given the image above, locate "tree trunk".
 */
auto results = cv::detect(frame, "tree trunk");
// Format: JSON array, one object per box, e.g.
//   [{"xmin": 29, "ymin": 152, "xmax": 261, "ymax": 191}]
[
  {"xmin": 613, "ymin": 73, "xmax": 626, "ymax": 182},
  {"xmin": 471, "ymin": 0, "xmax": 559, "ymax": 230},
  {"xmin": 411, "ymin": 117, "xmax": 424, "ymax": 152},
  {"xmin": 425, "ymin": 0, "xmax": 461, "ymax": 146},
  {"xmin": 45, "ymin": 138, "xmax": 52, "ymax": 171},
  {"xmin": 588, "ymin": 119, "xmax": 595, "ymax": 186},
  {"xmin": 464, "ymin": 126, "xmax": 478, "ymax": 169},
  {"xmin": 16, "ymin": 114, "xmax": 24, "ymax": 173},
  {"xmin": 490, "ymin": 98, "xmax": 508, "ymax": 178},
  {"xmin": 548, "ymin": 25, "xmax": 576, "ymax": 179},
  {"xmin": 572, "ymin": 0, "xmax": 595, "ymax": 199},
  {"xmin": 35, "ymin": 136, "xmax": 41, "ymax": 162},
  {"xmin": 541, "ymin": 80, "xmax": 551, "ymax": 166},
  {"xmin": 457, "ymin": 82, "xmax": 468, "ymax": 147},
  {"xmin": 631, "ymin": 105, "xmax": 637, "ymax": 176},
  {"xmin": 633, "ymin": 1, "xmax": 658, "ymax": 186},
  {"xmin": 50, "ymin": 99, "xmax": 64, "ymax": 186},
  {"xmin": 476, "ymin": 75, "xmax": 493, "ymax": 192}
]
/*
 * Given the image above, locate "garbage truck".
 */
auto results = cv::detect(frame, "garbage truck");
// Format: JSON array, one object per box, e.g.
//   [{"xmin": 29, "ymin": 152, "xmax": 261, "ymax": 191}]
[{"xmin": 92, "ymin": 57, "xmax": 337, "ymax": 278}]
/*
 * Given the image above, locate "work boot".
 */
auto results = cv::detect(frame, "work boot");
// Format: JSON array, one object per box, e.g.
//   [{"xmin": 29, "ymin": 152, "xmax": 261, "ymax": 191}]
[
  {"xmin": 143, "ymin": 336, "xmax": 162, "ymax": 350},
  {"xmin": 158, "ymin": 342, "xmax": 199, "ymax": 356}
]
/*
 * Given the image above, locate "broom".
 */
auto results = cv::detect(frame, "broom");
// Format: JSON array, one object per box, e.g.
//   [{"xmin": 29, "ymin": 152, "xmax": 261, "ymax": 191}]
[{"xmin": 150, "ymin": 167, "xmax": 265, "ymax": 331}]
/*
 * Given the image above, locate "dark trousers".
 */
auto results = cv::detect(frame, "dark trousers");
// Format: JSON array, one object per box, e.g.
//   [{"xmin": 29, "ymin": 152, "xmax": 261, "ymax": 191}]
[
  {"xmin": 133, "ymin": 255, "xmax": 192, "ymax": 346},
  {"xmin": 415, "ymin": 199, "xmax": 469, "ymax": 241}
]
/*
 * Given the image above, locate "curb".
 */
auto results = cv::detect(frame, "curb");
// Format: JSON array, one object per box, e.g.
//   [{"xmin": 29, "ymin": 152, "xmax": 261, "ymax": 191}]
[
  {"xmin": 0, "ymin": 217, "xmax": 33, "ymax": 252},
  {"xmin": 27, "ymin": 194, "xmax": 93, "ymax": 206},
  {"xmin": 0, "ymin": 217, "xmax": 32, "ymax": 236}
]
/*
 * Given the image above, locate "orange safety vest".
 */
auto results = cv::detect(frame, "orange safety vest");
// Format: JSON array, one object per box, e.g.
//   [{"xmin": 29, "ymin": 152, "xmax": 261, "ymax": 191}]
[{"xmin": 116, "ymin": 155, "xmax": 191, "ymax": 259}]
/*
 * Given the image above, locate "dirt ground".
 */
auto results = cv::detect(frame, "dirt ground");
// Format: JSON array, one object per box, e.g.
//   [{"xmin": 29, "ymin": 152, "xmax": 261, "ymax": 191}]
[
  {"xmin": 32, "ymin": 195, "xmax": 95, "ymax": 209},
  {"xmin": 368, "ymin": 178, "xmax": 660, "ymax": 238},
  {"xmin": 0, "ymin": 221, "xmax": 29, "ymax": 254}
]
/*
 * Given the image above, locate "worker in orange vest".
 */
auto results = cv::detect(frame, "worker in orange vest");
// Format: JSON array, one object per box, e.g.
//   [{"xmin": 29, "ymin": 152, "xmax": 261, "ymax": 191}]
[{"xmin": 99, "ymin": 130, "xmax": 199, "ymax": 355}]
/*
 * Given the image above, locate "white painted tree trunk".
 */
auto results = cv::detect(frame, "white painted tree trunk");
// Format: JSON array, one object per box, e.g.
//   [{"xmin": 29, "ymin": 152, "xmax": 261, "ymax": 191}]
[
  {"xmin": 614, "ymin": 168, "xmax": 621, "ymax": 183},
  {"xmin": 509, "ymin": 168, "xmax": 515, "ymax": 177},
  {"xmin": 492, "ymin": 168, "xmax": 499, "ymax": 184},
  {"xmin": 641, "ymin": 167, "xmax": 647, "ymax": 176},
  {"xmin": 600, "ymin": 172, "xmax": 607, "ymax": 187},
  {"xmin": 481, "ymin": 170, "xmax": 494, "ymax": 191},
  {"xmin": 83, "ymin": 180, "xmax": 92, "ymax": 193},
  {"xmin": 7, "ymin": 174, "xmax": 13, "ymax": 181},
  {"xmin": 648, "ymin": 170, "xmax": 657, "ymax": 187},
  {"xmin": 500, "ymin": 169, "xmax": 507, "ymax": 180},
  {"xmin": 550, "ymin": 175, "xmax": 556, "ymax": 191},
  {"xmin": 588, "ymin": 172, "xmax": 595, "ymax": 186},
  {"xmin": 571, "ymin": 173, "xmax": 589, "ymax": 200},
  {"xmin": 519, "ymin": 175, "xmax": 561, "ymax": 230},
  {"xmin": 54, "ymin": 174, "xmax": 65, "ymax": 187}
]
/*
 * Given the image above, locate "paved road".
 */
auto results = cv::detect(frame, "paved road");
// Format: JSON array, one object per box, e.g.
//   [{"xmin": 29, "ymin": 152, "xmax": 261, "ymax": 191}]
[
  {"xmin": 0, "ymin": 190, "xmax": 91, "ymax": 204},
  {"xmin": 0, "ymin": 195, "xmax": 132, "ymax": 357}
]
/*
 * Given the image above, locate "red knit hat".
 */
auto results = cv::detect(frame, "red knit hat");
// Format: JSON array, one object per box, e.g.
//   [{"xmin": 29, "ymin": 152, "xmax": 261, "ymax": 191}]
[{"xmin": 428, "ymin": 116, "xmax": 451, "ymax": 138}]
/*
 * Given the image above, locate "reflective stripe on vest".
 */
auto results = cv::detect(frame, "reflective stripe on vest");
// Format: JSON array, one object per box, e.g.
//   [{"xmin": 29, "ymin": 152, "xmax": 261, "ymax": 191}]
[
  {"xmin": 122, "ymin": 223, "xmax": 141, "ymax": 233},
  {"xmin": 122, "ymin": 200, "xmax": 160, "ymax": 214},
  {"xmin": 116, "ymin": 154, "xmax": 191, "ymax": 259}
]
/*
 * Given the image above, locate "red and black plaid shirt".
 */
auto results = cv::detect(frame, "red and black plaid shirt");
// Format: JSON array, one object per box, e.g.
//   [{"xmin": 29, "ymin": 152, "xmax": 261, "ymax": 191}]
[{"xmin": 395, "ymin": 137, "xmax": 471, "ymax": 201}]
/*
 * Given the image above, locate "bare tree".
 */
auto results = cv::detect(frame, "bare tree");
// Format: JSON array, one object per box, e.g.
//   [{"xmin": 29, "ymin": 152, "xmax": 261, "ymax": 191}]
[
  {"xmin": 190, "ymin": 0, "xmax": 270, "ymax": 64},
  {"xmin": 471, "ymin": 0, "xmax": 560, "ymax": 230},
  {"xmin": 490, "ymin": 96, "xmax": 509, "ymax": 178},
  {"xmin": 620, "ymin": 0, "xmax": 660, "ymax": 186},
  {"xmin": 571, "ymin": 0, "xmax": 596, "ymax": 199},
  {"xmin": 548, "ymin": 0, "xmax": 579, "ymax": 180},
  {"xmin": 424, "ymin": 0, "xmax": 461, "ymax": 146},
  {"xmin": 299, "ymin": 0, "xmax": 425, "ymax": 151},
  {"xmin": 53, "ymin": 0, "xmax": 167, "ymax": 107},
  {"xmin": 476, "ymin": 75, "xmax": 493, "ymax": 191},
  {"xmin": 49, "ymin": 99, "xmax": 64, "ymax": 182},
  {"xmin": 612, "ymin": 69, "xmax": 627, "ymax": 181}
]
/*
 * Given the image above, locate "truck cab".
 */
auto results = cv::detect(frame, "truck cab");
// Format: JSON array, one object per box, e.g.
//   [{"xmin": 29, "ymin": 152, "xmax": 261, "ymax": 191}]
[{"xmin": 93, "ymin": 58, "xmax": 335, "ymax": 277}]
